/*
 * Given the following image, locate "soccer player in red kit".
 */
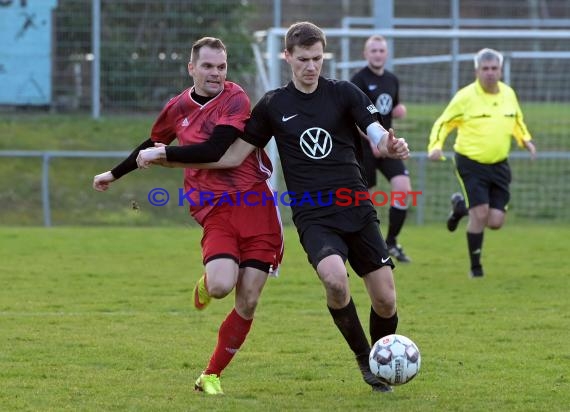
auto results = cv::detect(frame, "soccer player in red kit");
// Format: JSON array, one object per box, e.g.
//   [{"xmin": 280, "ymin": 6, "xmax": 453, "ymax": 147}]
[
  {"xmin": 93, "ymin": 37, "xmax": 283, "ymax": 395},
  {"xmin": 136, "ymin": 23, "xmax": 410, "ymax": 393}
]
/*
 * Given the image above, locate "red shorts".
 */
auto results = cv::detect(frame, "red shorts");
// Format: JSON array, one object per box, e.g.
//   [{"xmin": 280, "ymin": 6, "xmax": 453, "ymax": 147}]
[{"xmin": 201, "ymin": 181, "xmax": 284, "ymax": 274}]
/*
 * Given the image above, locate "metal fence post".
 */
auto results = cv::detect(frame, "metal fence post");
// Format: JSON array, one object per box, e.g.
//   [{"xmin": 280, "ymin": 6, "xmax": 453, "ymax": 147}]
[
  {"xmin": 92, "ymin": 0, "xmax": 101, "ymax": 119},
  {"xmin": 42, "ymin": 153, "xmax": 51, "ymax": 227}
]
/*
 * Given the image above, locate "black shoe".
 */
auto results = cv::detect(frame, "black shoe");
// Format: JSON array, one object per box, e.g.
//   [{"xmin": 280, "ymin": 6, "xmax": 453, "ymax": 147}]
[
  {"xmin": 470, "ymin": 266, "xmax": 484, "ymax": 278},
  {"xmin": 371, "ymin": 382, "xmax": 393, "ymax": 392},
  {"xmin": 388, "ymin": 244, "xmax": 411, "ymax": 263},
  {"xmin": 447, "ymin": 192, "xmax": 468, "ymax": 232},
  {"xmin": 356, "ymin": 354, "xmax": 393, "ymax": 392},
  {"xmin": 447, "ymin": 213, "xmax": 462, "ymax": 232},
  {"xmin": 359, "ymin": 364, "xmax": 394, "ymax": 392}
]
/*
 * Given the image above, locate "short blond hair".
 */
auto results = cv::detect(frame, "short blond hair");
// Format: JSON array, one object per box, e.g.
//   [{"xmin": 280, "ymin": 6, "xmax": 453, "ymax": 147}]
[{"xmin": 364, "ymin": 35, "xmax": 387, "ymax": 49}]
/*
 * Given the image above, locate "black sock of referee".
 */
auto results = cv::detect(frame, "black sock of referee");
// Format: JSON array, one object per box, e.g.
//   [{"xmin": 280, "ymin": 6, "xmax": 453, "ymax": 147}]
[
  {"xmin": 328, "ymin": 297, "xmax": 371, "ymax": 364},
  {"xmin": 370, "ymin": 308, "xmax": 399, "ymax": 345},
  {"xmin": 467, "ymin": 232, "xmax": 484, "ymax": 269}
]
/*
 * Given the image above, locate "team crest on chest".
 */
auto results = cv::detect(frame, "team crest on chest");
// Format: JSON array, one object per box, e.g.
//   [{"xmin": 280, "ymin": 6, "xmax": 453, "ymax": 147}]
[
  {"xmin": 299, "ymin": 127, "xmax": 332, "ymax": 159},
  {"xmin": 376, "ymin": 94, "xmax": 393, "ymax": 115}
]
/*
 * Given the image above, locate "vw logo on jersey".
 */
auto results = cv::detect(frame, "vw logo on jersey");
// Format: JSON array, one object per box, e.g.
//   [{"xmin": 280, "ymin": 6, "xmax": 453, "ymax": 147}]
[
  {"xmin": 299, "ymin": 127, "xmax": 332, "ymax": 159},
  {"xmin": 376, "ymin": 93, "xmax": 393, "ymax": 115}
]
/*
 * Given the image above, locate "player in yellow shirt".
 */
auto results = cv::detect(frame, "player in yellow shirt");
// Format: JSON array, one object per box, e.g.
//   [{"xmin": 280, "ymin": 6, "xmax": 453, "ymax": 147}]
[{"xmin": 428, "ymin": 48, "xmax": 536, "ymax": 278}]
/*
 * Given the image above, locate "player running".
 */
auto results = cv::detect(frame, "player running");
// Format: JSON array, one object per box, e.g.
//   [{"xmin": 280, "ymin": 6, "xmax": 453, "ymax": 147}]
[
  {"xmin": 137, "ymin": 22, "xmax": 409, "ymax": 393},
  {"xmin": 93, "ymin": 37, "xmax": 283, "ymax": 395}
]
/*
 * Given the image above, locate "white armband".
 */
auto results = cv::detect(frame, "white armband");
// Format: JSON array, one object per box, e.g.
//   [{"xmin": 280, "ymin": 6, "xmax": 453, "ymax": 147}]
[{"xmin": 366, "ymin": 122, "xmax": 389, "ymax": 147}]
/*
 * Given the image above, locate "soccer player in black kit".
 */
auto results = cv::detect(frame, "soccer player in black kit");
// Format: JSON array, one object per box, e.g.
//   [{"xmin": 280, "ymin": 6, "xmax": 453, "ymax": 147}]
[
  {"xmin": 137, "ymin": 22, "xmax": 410, "ymax": 392},
  {"xmin": 351, "ymin": 35, "xmax": 414, "ymax": 263}
]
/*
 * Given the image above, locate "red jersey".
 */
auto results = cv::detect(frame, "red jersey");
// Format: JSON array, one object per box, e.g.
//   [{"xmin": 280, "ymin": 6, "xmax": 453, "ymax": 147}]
[{"xmin": 150, "ymin": 81, "xmax": 273, "ymax": 225}]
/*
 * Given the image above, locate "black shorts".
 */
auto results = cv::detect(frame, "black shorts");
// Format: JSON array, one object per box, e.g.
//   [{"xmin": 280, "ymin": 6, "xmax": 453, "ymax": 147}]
[
  {"xmin": 297, "ymin": 206, "xmax": 394, "ymax": 277},
  {"xmin": 454, "ymin": 153, "xmax": 511, "ymax": 211},
  {"xmin": 363, "ymin": 144, "xmax": 409, "ymax": 188}
]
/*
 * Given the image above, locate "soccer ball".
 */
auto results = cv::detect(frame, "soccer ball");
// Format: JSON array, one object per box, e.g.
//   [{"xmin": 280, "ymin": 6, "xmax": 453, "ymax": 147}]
[{"xmin": 369, "ymin": 334, "xmax": 421, "ymax": 385}]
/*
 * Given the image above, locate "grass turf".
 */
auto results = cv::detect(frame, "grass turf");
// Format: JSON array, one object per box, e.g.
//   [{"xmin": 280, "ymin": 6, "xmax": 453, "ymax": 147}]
[{"xmin": 0, "ymin": 225, "xmax": 568, "ymax": 411}]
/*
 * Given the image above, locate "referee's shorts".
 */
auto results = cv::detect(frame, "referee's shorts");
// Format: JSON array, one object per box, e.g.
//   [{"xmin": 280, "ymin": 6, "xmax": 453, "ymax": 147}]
[{"xmin": 454, "ymin": 153, "xmax": 511, "ymax": 211}]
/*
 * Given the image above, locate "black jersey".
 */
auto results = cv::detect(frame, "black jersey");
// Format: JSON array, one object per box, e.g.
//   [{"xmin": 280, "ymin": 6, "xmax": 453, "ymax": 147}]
[
  {"xmin": 243, "ymin": 77, "xmax": 379, "ymax": 227},
  {"xmin": 350, "ymin": 67, "xmax": 400, "ymax": 129}
]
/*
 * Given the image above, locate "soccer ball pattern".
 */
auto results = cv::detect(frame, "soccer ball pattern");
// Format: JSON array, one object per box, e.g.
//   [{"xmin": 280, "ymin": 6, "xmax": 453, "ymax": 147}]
[{"xmin": 369, "ymin": 334, "xmax": 421, "ymax": 385}]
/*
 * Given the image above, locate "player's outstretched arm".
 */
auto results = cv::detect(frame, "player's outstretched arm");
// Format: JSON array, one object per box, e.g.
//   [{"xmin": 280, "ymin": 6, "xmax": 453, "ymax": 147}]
[
  {"xmin": 212, "ymin": 138, "xmax": 256, "ymax": 168},
  {"xmin": 93, "ymin": 138, "xmax": 155, "ymax": 191},
  {"xmin": 137, "ymin": 137, "xmax": 256, "ymax": 170},
  {"xmin": 93, "ymin": 171, "xmax": 116, "ymax": 192}
]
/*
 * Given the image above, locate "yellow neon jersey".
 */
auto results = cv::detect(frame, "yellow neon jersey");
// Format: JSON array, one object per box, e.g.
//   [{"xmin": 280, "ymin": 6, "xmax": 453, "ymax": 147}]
[{"xmin": 428, "ymin": 80, "xmax": 532, "ymax": 164}]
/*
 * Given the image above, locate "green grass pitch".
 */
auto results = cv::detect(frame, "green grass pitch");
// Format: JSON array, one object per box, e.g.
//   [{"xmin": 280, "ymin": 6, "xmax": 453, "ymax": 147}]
[{"xmin": 0, "ymin": 225, "xmax": 568, "ymax": 411}]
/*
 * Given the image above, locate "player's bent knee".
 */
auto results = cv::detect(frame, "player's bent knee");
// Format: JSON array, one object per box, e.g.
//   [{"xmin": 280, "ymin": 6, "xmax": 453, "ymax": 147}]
[
  {"xmin": 323, "ymin": 277, "xmax": 348, "ymax": 295},
  {"xmin": 207, "ymin": 282, "xmax": 234, "ymax": 299},
  {"xmin": 373, "ymin": 291, "xmax": 396, "ymax": 311},
  {"xmin": 487, "ymin": 214, "xmax": 505, "ymax": 230},
  {"xmin": 372, "ymin": 301, "xmax": 396, "ymax": 318},
  {"xmin": 321, "ymin": 276, "xmax": 350, "ymax": 305}
]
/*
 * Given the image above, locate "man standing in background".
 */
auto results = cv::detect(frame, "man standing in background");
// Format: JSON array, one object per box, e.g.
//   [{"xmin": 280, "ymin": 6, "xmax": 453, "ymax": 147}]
[{"xmin": 351, "ymin": 35, "xmax": 413, "ymax": 263}]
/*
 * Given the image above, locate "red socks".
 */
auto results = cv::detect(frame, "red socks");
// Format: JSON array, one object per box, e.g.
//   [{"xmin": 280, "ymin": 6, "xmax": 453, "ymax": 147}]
[{"xmin": 204, "ymin": 309, "xmax": 253, "ymax": 376}]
